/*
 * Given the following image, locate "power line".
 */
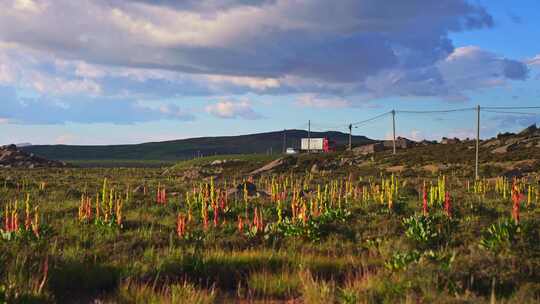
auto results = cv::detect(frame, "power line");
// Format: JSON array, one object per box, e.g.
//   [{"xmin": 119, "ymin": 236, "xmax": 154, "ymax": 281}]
[
  {"xmin": 483, "ymin": 106, "xmax": 540, "ymax": 110},
  {"xmin": 351, "ymin": 111, "xmax": 392, "ymax": 127},
  {"xmin": 396, "ymin": 107, "xmax": 475, "ymax": 114},
  {"xmin": 483, "ymin": 110, "xmax": 540, "ymax": 115},
  {"xmin": 288, "ymin": 105, "xmax": 540, "ymax": 133}
]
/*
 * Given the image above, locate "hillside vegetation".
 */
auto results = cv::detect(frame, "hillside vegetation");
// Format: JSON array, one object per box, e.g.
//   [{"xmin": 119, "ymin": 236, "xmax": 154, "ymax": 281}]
[
  {"xmin": 22, "ymin": 130, "xmax": 372, "ymax": 162},
  {"xmin": 1, "ymin": 126, "xmax": 539, "ymax": 303}
]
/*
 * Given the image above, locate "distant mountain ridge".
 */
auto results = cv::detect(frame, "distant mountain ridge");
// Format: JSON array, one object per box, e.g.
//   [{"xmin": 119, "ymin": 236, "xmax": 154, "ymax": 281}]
[{"xmin": 22, "ymin": 130, "xmax": 373, "ymax": 161}]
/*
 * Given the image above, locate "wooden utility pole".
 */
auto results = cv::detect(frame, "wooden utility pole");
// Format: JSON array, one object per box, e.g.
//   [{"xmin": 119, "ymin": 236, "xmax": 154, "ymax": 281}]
[
  {"xmin": 392, "ymin": 110, "xmax": 396, "ymax": 155},
  {"xmin": 348, "ymin": 124, "xmax": 352, "ymax": 151},
  {"xmin": 475, "ymin": 105, "xmax": 480, "ymax": 180},
  {"xmin": 282, "ymin": 129, "xmax": 286, "ymax": 154},
  {"xmin": 308, "ymin": 120, "xmax": 311, "ymax": 154}
]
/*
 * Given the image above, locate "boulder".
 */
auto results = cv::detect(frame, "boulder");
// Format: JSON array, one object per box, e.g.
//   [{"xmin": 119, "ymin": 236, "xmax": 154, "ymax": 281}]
[
  {"xmin": 0, "ymin": 144, "xmax": 66, "ymax": 168},
  {"xmin": 491, "ymin": 143, "xmax": 518, "ymax": 154},
  {"xmin": 249, "ymin": 156, "xmax": 296, "ymax": 175},
  {"xmin": 383, "ymin": 137, "xmax": 415, "ymax": 149},
  {"xmin": 441, "ymin": 137, "xmax": 461, "ymax": 145},
  {"xmin": 236, "ymin": 181, "xmax": 258, "ymax": 196},
  {"xmin": 482, "ymin": 139, "xmax": 501, "ymax": 148},
  {"xmin": 518, "ymin": 124, "xmax": 538, "ymax": 136},
  {"xmin": 210, "ymin": 160, "xmax": 224, "ymax": 166},
  {"xmin": 352, "ymin": 143, "xmax": 384, "ymax": 155}
]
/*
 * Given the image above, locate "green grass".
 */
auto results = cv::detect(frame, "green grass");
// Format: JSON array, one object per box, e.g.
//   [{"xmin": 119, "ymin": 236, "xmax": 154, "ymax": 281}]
[
  {"xmin": 66, "ymin": 159, "xmax": 176, "ymax": 168},
  {"xmin": 0, "ymin": 152, "xmax": 539, "ymax": 302},
  {"xmin": 170, "ymin": 154, "xmax": 279, "ymax": 171}
]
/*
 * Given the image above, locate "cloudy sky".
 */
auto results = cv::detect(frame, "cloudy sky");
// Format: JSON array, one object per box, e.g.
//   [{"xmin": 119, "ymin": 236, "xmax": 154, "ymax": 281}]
[{"xmin": 0, "ymin": 0, "xmax": 539, "ymax": 145}]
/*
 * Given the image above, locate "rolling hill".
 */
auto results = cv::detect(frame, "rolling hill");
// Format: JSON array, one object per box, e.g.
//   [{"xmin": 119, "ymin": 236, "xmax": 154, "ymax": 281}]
[{"xmin": 22, "ymin": 130, "xmax": 373, "ymax": 162}]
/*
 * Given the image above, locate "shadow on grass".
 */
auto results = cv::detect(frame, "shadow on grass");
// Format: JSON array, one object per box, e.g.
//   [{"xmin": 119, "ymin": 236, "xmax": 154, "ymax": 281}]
[{"xmin": 48, "ymin": 259, "xmax": 121, "ymax": 302}]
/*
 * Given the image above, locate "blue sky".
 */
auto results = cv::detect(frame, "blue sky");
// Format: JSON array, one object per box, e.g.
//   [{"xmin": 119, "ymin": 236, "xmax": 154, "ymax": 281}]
[{"xmin": 0, "ymin": 0, "xmax": 539, "ymax": 145}]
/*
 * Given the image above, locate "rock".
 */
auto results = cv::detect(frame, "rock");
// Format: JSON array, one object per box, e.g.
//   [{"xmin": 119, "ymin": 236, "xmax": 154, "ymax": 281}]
[
  {"xmin": 310, "ymin": 163, "xmax": 319, "ymax": 174},
  {"xmin": 383, "ymin": 137, "xmax": 416, "ymax": 149},
  {"xmin": 503, "ymin": 169, "xmax": 524, "ymax": 179},
  {"xmin": 256, "ymin": 191, "xmax": 270, "ymax": 198},
  {"xmin": 249, "ymin": 156, "xmax": 296, "ymax": 175},
  {"xmin": 352, "ymin": 143, "xmax": 384, "ymax": 155},
  {"xmin": 132, "ymin": 185, "xmax": 145, "ymax": 193},
  {"xmin": 518, "ymin": 124, "xmax": 538, "ymax": 136},
  {"xmin": 441, "ymin": 137, "xmax": 461, "ymax": 145},
  {"xmin": 386, "ymin": 165, "xmax": 405, "ymax": 173},
  {"xmin": 0, "ymin": 144, "xmax": 66, "ymax": 168},
  {"xmin": 491, "ymin": 143, "xmax": 518, "ymax": 154},
  {"xmin": 482, "ymin": 139, "xmax": 501, "ymax": 148},
  {"xmin": 209, "ymin": 159, "xmax": 240, "ymax": 166},
  {"xmin": 210, "ymin": 160, "xmax": 224, "ymax": 166},
  {"xmin": 226, "ymin": 187, "xmax": 239, "ymax": 197},
  {"xmin": 236, "ymin": 181, "xmax": 258, "ymax": 196},
  {"xmin": 423, "ymin": 164, "xmax": 440, "ymax": 174},
  {"xmin": 182, "ymin": 168, "xmax": 201, "ymax": 180}
]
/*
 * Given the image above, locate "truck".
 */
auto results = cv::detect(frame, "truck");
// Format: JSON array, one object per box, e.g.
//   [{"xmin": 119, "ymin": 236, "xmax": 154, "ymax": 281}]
[{"xmin": 300, "ymin": 138, "xmax": 331, "ymax": 152}]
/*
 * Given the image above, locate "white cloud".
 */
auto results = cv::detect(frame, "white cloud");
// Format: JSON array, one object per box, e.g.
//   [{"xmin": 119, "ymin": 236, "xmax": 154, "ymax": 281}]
[
  {"xmin": 158, "ymin": 104, "xmax": 193, "ymax": 119},
  {"xmin": 205, "ymin": 100, "xmax": 263, "ymax": 119},
  {"xmin": 0, "ymin": 118, "xmax": 9, "ymax": 124},
  {"xmin": 0, "ymin": 0, "xmax": 531, "ymax": 126},
  {"xmin": 55, "ymin": 134, "xmax": 76, "ymax": 144},
  {"xmin": 0, "ymin": 63, "xmax": 15, "ymax": 84},
  {"xmin": 295, "ymin": 94, "xmax": 351, "ymax": 108},
  {"xmin": 363, "ymin": 46, "xmax": 529, "ymax": 102},
  {"xmin": 0, "ymin": 0, "xmax": 494, "ymax": 82},
  {"xmin": 12, "ymin": 0, "xmax": 46, "ymax": 13},
  {"xmin": 206, "ymin": 75, "xmax": 280, "ymax": 90},
  {"xmin": 527, "ymin": 54, "xmax": 540, "ymax": 67},
  {"xmin": 30, "ymin": 74, "xmax": 102, "ymax": 95},
  {"xmin": 447, "ymin": 128, "xmax": 475, "ymax": 139},
  {"xmin": 74, "ymin": 62, "xmax": 107, "ymax": 79}
]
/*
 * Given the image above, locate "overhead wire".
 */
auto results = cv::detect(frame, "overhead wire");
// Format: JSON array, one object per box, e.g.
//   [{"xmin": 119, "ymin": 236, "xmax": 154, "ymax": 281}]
[
  {"xmin": 287, "ymin": 105, "xmax": 540, "ymax": 133},
  {"xmin": 483, "ymin": 106, "xmax": 540, "ymax": 110},
  {"xmin": 483, "ymin": 110, "xmax": 540, "ymax": 115},
  {"xmin": 351, "ymin": 111, "xmax": 392, "ymax": 127},
  {"xmin": 396, "ymin": 107, "xmax": 475, "ymax": 114}
]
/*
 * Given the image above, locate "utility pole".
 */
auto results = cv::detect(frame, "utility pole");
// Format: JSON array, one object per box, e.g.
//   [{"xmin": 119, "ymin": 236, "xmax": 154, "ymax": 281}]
[
  {"xmin": 282, "ymin": 129, "xmax": 286, "ymax": 154},
  {"xmin": 348, "ymin": 124, "xmax": 352, "ymax": 151},
  {"xmin": 308, "ymin": 120, "xmax": 311, "ymax": 154},
  {"xmin": 392, "ymin": 110, "xmax": 396, "ymax": 155},
  {"xmin": 475, "ymin": 105, "xmax": 480, "ymax": 180}
]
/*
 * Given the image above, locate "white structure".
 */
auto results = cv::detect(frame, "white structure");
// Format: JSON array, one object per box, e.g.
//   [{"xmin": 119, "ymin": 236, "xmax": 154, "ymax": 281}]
[{"xmin": 300, "ymin": 138, "xmax": 327, "ymax": 151}]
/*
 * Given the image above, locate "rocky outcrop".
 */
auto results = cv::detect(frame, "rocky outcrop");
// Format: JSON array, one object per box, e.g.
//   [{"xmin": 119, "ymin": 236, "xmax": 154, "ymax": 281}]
[
  {"xmin": 490, "ymin": 124, "xmax": 540, "ymax": 154},
  {"xmin": 441, "ymin": 137, "xmax": 461, "ymax": 145},
  {"xmin": 0, "ymin": 144, "xmax": 66, "ymax": 168},
  {"xmin": 352, "ymin": 143, "xmax": 385, "ymax": 155},
  {"xmin": 491, "ymin": 143, "xmax": 518, "ymax": 154},
  {"xmin": 249, "ymin": 156, "xmax": 296, "ymax": 176},
  {"xmin": 383, "ymin": 137, "xmax": 416, "ymax": 149}
]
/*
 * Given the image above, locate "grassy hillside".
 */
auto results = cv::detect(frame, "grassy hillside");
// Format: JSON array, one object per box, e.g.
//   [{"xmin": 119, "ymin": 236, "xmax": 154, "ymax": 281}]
[{"xmin": 22, "ymin": 130, "xmax": 372, "ymax": 162}]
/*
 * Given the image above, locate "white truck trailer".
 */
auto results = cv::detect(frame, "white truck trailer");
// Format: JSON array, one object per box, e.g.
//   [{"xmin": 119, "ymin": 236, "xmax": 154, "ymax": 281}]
[{"xmin": 300, "ymin": 138, "xmax": 329, "ymax": 152}]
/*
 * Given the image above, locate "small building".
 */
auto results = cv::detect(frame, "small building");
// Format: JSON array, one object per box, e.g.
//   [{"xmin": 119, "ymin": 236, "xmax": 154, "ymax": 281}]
[
  {"xmin": 352, "ymin": 142, "xmax": 385, "ymax": 155},
  {"xmin": 383, "ymin": 137, "xmax": 415, "ymax": 149},
  {"xmin": 441, "ymin": 137, "xmax": 461, "ymax": 145}
]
